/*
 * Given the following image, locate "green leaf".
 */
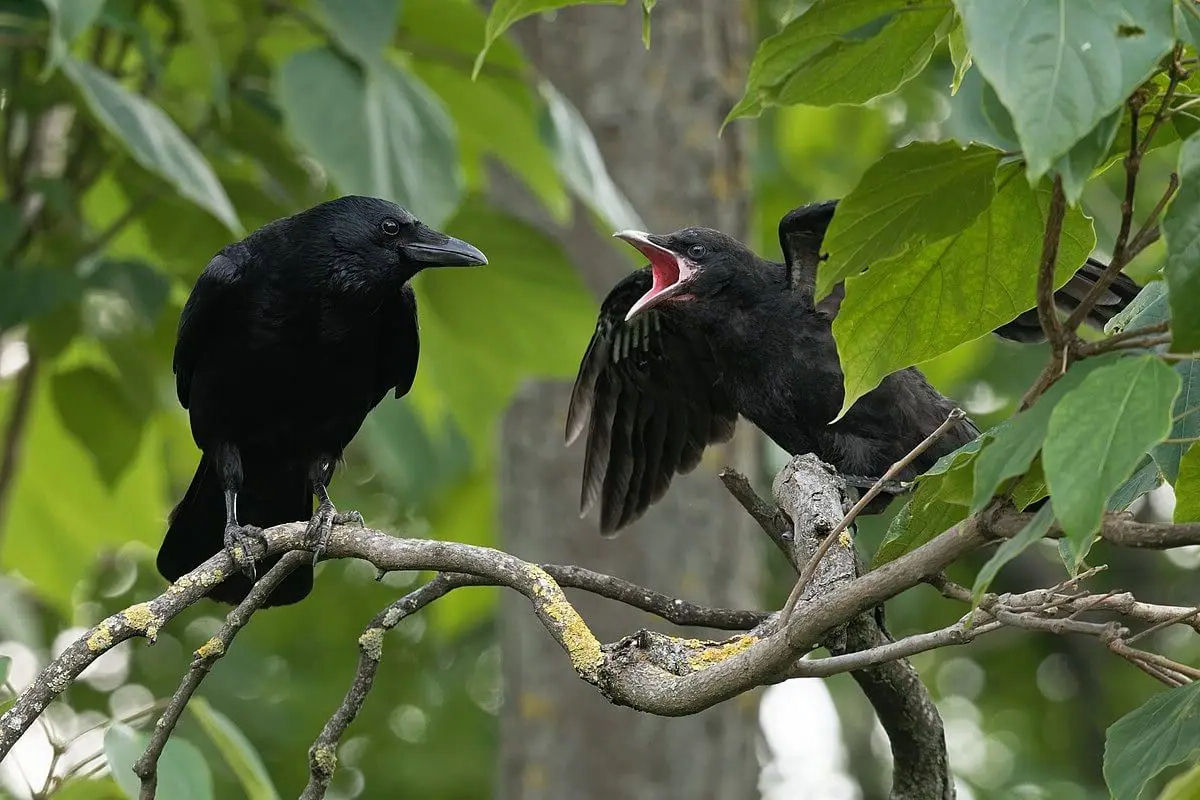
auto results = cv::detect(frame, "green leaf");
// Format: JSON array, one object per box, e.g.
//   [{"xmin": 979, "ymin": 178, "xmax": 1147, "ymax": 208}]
[
  {"xmin": 832, "ymin": 164, "xmax": 1094, "ymax": 416},
  {"xmin": 768, "ymin": 4, "xmax": 949, "ymax": 110},
  {"xmin": 726, "ymin": 0, "xmax": 940, "ymax": 123},
  {"xmin": 1055, "ymin": 110, "xmax": 1121, "ymax": 204},
  {"xmin": 1105, "ymin": 680, "xmax": 1200, "ymax": 800},
  {"xmin": 38, "ymin": 0, "xmax": 105, "ymax": 76},
  {"xmin": 475, "ymin": 0, "xmax": 625, "ymax": 78},
  {"xmin": 1175, "ymin": 445, "xmax": 1200, "ymax": 522},
  {"xmin": 314, "ymin": 0, "xmax": 399, "ymax": 59},
  {"xmin": 1106, "ymin": 280, "xmax": 1169, "ymax": 335},
  {"xmin": 61, "ymin": 58, "xmax": 240, "ymax": 233},
  {"xmin": 971, "ymin": 355, "xmax": 1121, "ymax": 512},
  {"xmin": 54, "ymin": 778, "xmax": 126, "ymax": 800},
  {"xmin": 1165, "ymin": 135, "xmax": 1200, "ymax": 352},
  {"xmin": 104, "ymin": 723, "xmax": 213, "ymax": 800},
  {"xmin": 1043, "ymin": 356, "xmax": 1180, "ymax": 567},
  {"xmin": 817, "ymin": 141, "xmax": 1000, "ymax": 301},
  {"xmin": 189, "ymin": 697, "xmax": 281, "ymax": 800},
  {"xmin": 1154, "ymin": 359, "xmax": 1200, "ymax": 482},
  {"xmin": 277, "ymin": 48, "xmax": 463, "ymax": 227},
  {"xmin": 0, "ymin": 654, "xmax": 10, "ymax": 685},
  {"xmin": 50, "ymin": 365, "xmax": 147, "ymax": 486},
  {"xmin": 0, "ymin": 269, "xmax": 82, "ymax": 332},
  {"xmin": 1176, "ymin": 0, "xmax": 1200, "ymax": 53},
  {"xmin": 83, "ymin": 259, "xmax": 171, "ymax": 327},
  {"xmin": 539, "ymin": 81, "xmax": 644, "ymax": 231},
  {"xmin": 1109, "ymin": 455, "xmax": 1164, "ymax": 513},
  {"xmin": 175, "ymin": 0, "xmax": 229, "ymax": 121},
  {"xmin": 873, "ymin": 480, "xmax": 969, "ymax": 567},
  {"xmin": 948, "ymin": 15, "xmax": 971, "ymax": 94},
  {"xmin": 971, "ymin": 500, "xmax": 1054, "ymax": 604},
  {"xmin": 954, "ymin": 0, "xmax": 1174, "ymax": 179}
]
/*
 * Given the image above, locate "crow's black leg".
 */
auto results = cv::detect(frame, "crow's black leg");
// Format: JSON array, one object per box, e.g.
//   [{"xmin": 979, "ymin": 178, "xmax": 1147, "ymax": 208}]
[
  {"xmin": 841, "ymin": 474, "xmax": 910, "ymax": 495},
  {"xmin": 216, "ymin": 442, "xmax": 266, "ymax": 579},
  {"xmin": 305, "ymin": 456, "xmax": 362, "ymax": 564}
]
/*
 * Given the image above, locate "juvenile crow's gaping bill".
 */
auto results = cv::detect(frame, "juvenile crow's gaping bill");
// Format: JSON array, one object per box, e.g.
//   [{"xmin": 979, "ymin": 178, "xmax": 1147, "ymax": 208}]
[
  {"xmin": 567, "ymin": 200, "xmax": 1138, "ymax": 534},
  {"xmin": 161, "ymin": 196, "xmax": 486, "ymax": 605}
]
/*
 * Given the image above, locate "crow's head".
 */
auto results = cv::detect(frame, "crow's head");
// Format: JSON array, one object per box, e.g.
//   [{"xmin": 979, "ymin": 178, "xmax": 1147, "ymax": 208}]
[
  {"xmin": 613, "ymin": 226, "xmax": 759, "ymax": 321},
  {"xmin": 306, "ymin": 196, "xmax": 486, "ymax": 284}
]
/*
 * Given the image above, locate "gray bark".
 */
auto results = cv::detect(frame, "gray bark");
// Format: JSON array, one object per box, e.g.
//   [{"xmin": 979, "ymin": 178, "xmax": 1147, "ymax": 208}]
[{"xmin": 497, "ymin": 5, "xmax": 759, "ymax": 799}]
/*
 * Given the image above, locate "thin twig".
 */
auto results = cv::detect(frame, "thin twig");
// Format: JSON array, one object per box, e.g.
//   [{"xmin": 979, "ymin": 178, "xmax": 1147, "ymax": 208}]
[
  {"xmin": 133, "ymin": 551, "xmax": 308, "ymax": 799},
  {"xmin": 1126, "ymin": 606, "xmax": 1200, "ymax": 645},
  {"xmin": 777, "ymin": 409, "xmax": 968, "ymax": 625},
  {"xmin": 301, "ymin": 575, "xmax": 464, "ymax": 799}
]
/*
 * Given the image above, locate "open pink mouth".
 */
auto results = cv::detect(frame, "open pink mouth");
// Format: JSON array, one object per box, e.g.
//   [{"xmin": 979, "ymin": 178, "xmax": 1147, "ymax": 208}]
[{"xmin": 613, "ymin": 230, "xmax": 695, "ymax": 321}]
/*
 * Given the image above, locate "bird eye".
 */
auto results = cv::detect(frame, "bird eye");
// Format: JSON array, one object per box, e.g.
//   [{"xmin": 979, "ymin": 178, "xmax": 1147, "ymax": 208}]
[
  {"xmin": 380, "ymin": 218, "xmax": 401, "ymax": 236},
  {"xmin": 687, "ymin": 244, "xmax": 706, "ymax": 259}
]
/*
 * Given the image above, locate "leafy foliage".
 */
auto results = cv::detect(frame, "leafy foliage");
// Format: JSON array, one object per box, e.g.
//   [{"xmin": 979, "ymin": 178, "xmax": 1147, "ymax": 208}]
[{"xmin": 1104, "ymin": 680, "xmax": 1200, "ymax": 800}]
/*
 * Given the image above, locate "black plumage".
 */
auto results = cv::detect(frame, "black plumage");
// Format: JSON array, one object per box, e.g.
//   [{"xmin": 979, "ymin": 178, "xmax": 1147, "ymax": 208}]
[
  {"xmin": 567, "ymin": 199, "xmax": 1139, "ymax": 535},
  {"xmin": 161, "ymin": 196, "xmax": 486, "ymax": 605}
]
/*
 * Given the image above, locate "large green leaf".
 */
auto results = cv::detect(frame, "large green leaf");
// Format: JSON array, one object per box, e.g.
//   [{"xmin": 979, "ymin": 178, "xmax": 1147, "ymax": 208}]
[
  {"xmin": 38, "ymin": 0, "xmax": 105, "ymax": 76},
  {"xmin": 61, "ymin": 58, "xmax": 240, "ymax": 233},
  {"xmin": 954, "ymin": 0, "xmax": 1174, "ymax": 179},
  {"xmin": 766, "ymin": 3, "xmax": 948, "ymax": 110},
  {"xmin": 1164, "ymin": 135, "xmax": 1200, "ymax": 352},
  {"xmin": 1175, "ymin": 444, "xmax": 1200, "ymax": 522},
  {"xmin": 277, "ymin": 48, "xmax": 462, "ymax": 227},
  {"xmin": 726, "ymin": 0, "xmax": 941, "ymax": 122},
  {"xmin": 971, "ymin": 355, "xmax": 1121, "ymax": 513},
  {"xmin": 1160, "ymin": 761, "xmax": 1200, "ymax": 800},
  {"xmin": 1105, "ymin": 681, "xmax": 1200, "ymax": 800},
  {"xmin": 314, "ymin": 0, "xmax": 399, "ymax": 58},
  {"xmin": 1043, "ymin": 356, "xmax": 1180, "ymax": 565},
  {"xmin": 189, "ymin": 697, "xmax": 281, "ymax": 800},
  {"xmin": 105, "ymin": 723, "xmax": 213, "ymax": 800},
  {"xmin": 872, "ymin": 479, "xmax": 969, "ymax": 567},
  {"xmin": 474, "ymin": 0, "xmax": 625, "ymax": 78},
  {"xmin": 816, "ymin": 141, "xmax": 1000, "ymax": 300},
  {"xmin": 1055, "ymin": 110, "xmax": 1121, "ymax": 204},
  {"xmin": 832, "ymin": 165, "xmax": 1094, "ymax": 415},
  {"xmin": 1106, "ymin": 280, "xmax": 1170, "ymax": 335},
  {"xmin": 539, "ymin": 82, "xmax": 644, "ymax": 231}
]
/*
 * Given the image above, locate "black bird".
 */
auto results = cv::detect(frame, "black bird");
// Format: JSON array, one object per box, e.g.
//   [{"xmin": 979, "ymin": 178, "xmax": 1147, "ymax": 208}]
[
  {"xmin": 161, "ymin": 196, "xmax": 486, "ymax": 605},
  {"xmin": 566, "ymin": 199, "xmax": 1138, "ymax": 534}
]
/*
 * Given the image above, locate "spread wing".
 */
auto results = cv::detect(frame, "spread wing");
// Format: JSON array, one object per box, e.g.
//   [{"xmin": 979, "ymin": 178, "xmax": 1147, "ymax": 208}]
[
  {"xmin": 174, "ymin": 248, "xmax": 249, "ymax": 408},
  {"xmin": 566, "ymin": 270, "xmax": 738, "ymax": 535},
  {"xmin": 777, "ymin": 200, "xmax": 1140, "ymax": 340}
]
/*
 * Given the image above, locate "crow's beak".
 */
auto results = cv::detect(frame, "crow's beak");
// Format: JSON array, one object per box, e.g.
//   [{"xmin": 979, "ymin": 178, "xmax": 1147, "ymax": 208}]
[
  {"xmin": 613, "ymin": 230, "xmax": 694, "ymax": 321},
  {"xmin": 402, "ymin": 229, "xmax": 488, "ymax": 267}
]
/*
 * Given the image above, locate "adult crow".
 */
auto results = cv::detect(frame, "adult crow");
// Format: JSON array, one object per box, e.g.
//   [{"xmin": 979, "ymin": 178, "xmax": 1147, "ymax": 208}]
[
  {"xmin": 160, "ymin": 196, "xmax": 486, "ymax": 605},
  {"xmin": 567, "ymin": 199, "xmax": 1138, "ymax": 534}
]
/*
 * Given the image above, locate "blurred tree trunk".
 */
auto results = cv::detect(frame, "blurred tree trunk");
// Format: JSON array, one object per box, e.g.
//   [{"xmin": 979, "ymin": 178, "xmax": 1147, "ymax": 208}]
[{"xmin": 496, "ymin": 4, "xmax": 762, "ymax": 800}]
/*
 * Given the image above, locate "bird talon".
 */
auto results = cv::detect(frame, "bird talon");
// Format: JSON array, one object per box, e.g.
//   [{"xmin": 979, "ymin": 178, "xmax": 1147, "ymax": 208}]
[
  {"xmin": 305, "ymin": 501, "xmax": 338, "ymax": 564},
  {"xmin": 223, "ymin": 523, "xmax": 264, "ymax": 580}
]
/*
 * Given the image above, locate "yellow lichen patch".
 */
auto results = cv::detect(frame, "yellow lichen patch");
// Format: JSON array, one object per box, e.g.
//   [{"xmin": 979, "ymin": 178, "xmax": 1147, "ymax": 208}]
[
  {"xmin": 86, "ymin": 621, "xmax": 115, "ymax": 652},
  {"xmin": 123, "ymin": 603, "xmax": 162, "ymax": 642},
  {"xmin": 686, "ymin": 635, "xmax": 759, "ymax": 672},
  {"xmin": 524, "ymin": 565, "xmax": 604, "ymax": 681},
  {"xmin": 838, "ymin": 530, "xmax": 853, "ymax": 549},
  {"xmin": 311, "ymin": 744, "xmax": 338, "ymax": 775},
  {"xmin": 358, "ymin": 627, "xmax": 384, "ymax": 660},
  {"xmin": 194, "ymin": 637, "xmax": 224, "ymax": 660}
]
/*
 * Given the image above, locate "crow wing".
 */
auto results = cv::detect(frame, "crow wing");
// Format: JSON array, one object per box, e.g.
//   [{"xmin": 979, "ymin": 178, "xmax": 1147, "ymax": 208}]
[
  {"xmin": 566, "ymin": 271, "xmax": 738, "ymax": 535},
  {"xmin": 173, "ymin": 247, "xmax": 249, "ymax": 409}
]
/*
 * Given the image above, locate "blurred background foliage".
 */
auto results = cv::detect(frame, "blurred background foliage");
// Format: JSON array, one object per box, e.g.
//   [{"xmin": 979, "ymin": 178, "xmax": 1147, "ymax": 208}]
[{"xmin": 0, "ymin": 0, "xmax": 1191, "ymax": 798}]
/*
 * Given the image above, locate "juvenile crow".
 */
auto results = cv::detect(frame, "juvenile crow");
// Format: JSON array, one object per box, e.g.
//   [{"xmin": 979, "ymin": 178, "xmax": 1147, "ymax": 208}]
[
  {"xmin": 161, "ymin": 196, "xmax": 486, "ymax": 605},
  {"xmin": 567, "ymin": 199, "xmax": 1138, "ymax": 534}
]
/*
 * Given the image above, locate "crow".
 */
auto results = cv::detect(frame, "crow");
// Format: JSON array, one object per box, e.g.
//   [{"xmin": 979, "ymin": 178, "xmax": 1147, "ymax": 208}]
[
  {"xmin": 160, "ymin": 196, "xmax": 486, "ymax": 606},
  {"xmin": 566, "ymin": 199, "xmax": 1139, "ymax": 534}
]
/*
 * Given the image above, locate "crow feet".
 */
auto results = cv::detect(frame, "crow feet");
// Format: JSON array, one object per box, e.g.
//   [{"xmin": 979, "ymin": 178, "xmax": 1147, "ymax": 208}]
[
  {"xmin": 224, "ymin": 523, "xmax": 267, "ymax": 580},
  {"xmin": 305, "ymin": 501, "xmax": 363, "ymax": 564}
]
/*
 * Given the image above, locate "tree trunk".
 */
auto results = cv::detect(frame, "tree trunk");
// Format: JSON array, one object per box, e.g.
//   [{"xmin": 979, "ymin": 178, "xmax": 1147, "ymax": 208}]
[{"xmin": 497, "ymin": 4, "xmax": 761, "ymax": 800}]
